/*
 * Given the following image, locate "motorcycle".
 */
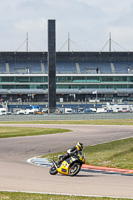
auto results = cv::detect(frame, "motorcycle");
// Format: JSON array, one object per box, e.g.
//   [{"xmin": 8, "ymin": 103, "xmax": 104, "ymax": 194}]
[{"xmin": 49, "ymin": 151, "xmax": 85, "ymax": 176}]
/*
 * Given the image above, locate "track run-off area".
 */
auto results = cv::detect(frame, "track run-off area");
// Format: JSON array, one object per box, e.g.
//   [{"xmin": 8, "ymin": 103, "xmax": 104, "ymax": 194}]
[{"xmin": 0, "ymin": 123, "xmax": 133, "ymax": 198}]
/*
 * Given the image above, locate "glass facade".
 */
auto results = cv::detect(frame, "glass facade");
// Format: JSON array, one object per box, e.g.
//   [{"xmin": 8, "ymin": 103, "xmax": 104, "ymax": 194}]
[
  {"xmin": 57, "ymin": 76, "xmax": 133, "ymax": 83},
  {"xmin": 0, "ymin": 76, "xmax": 48, "ymax": 83},
  {"xmin": 0, "ymin": 76, "xmax": 133, "ymax": 83},
  {"xmin": 0, "ymin": 75, "xmax": 133, "ymax": 90}
]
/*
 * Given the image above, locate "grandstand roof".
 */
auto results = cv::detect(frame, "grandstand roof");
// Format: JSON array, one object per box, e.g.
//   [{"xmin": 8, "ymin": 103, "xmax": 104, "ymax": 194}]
[{"xmin": 1, "ymin": 51, "xmax": 133, "ymax": 62}]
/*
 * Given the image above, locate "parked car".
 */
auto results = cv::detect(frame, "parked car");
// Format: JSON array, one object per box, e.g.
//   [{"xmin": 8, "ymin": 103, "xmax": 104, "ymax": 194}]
[
  {"xmin": 0, "ymin": 108, "xmax": 7, "ymax": 115},
  {"xmin": 16, "ymin": 110, "xmax": 26, "ymax": 115}
]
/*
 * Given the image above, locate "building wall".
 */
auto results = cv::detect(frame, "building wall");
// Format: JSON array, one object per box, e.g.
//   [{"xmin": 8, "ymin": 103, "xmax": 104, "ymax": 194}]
[{"xmin": 0, "ymin": 51, "xmax": 133, "ymax": 102}]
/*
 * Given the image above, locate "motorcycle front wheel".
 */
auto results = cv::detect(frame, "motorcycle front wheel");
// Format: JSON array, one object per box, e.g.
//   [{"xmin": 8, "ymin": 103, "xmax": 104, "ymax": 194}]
[
  {"xmin": 69, "ymin": 163, "xmax": 81, "ymax": 176},
  {"xmin": 49, "ymin": 166, "xmax": 58, "ymax": 175}
]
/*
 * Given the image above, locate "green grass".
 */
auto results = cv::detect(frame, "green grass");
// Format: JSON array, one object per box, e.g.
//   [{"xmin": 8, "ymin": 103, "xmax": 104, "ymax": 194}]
[
  {"xmin": 0, "ymin": 119, "xmax": 133, "ymax": 125},
  {"xmin": 0, "ymin": 192, "xmax": 131, "ymax": 200},
  {"xmin": 0, "ymin": 121, "xmax": 132, "ymax": 199},
  {"xmin": 43, "ymin": 137, "xmax": 133, "ymax": 170},
  {"xmin": 84, "ymin": 137, "xmax": 133, "ymax": 170},
  {"xmin": 0, "ymin": 127, "xmax": 71, "ymax": 138}
]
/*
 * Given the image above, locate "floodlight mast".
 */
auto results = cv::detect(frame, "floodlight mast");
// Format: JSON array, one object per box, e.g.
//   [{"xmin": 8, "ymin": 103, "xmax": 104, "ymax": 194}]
[
  {"xmin": 109, "ymin": 32, "xmax": 111, "ymax": 52},
  {"xmin": 26, "ymin": 32, "xmax": 28, "ymax": 52},
  {"xmin": 68, "ymin": 32, "xmax": 70, "ymax": 52}
]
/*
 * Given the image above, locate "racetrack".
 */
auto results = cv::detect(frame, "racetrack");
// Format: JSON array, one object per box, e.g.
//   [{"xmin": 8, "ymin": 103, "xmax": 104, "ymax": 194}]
[{"xmin": 0, "ymin": 124, "xmax": 133, "ymax": 198}]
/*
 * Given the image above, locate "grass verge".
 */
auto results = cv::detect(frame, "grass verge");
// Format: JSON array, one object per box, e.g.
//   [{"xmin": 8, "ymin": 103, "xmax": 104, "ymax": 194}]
[
  {"xmin": 0, "ymin": 192, "xmax": 131, "ymax": 200},
  {"xmin": 0, "ymin": 119, "xmax": 133, "ymax": 125},
  {"xmin": 0, "ymin": 127, "xmax": 71, "ymax": 138},
  {"xmin": 43, "ymin": 137, "xmax": 133, "ymax": 170}
]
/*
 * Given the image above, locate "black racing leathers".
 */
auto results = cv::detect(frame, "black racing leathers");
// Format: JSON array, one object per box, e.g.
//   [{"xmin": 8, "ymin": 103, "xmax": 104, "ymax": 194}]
[{"xmin": 59, "ymin": 147, "xmax": 79, "ymax": 163}]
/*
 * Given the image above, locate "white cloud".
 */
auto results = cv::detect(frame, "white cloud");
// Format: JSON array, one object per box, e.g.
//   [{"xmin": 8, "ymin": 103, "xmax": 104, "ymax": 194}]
[
  {"xmin": 79, "ymin": 0, "xmax": 131, "ymax": 13},
  {"xmin": 0, "ymin": 0, "xmax": 133, "ymax": 51}
]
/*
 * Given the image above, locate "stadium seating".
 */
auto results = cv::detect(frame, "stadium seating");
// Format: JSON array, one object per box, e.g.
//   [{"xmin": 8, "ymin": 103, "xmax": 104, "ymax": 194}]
[
  {"xmin": 0, "ymin": 62, "xmax": 6, "ymax": 73},
  {"xmin": 78, "ymin": 62, "xmax": 112, "ymax": 74},
  {"xmin": 4, "ymin": 61, "xmax": 133, "ymax": 74},
  {"xmin": 43, "ymin": 62, "xmax": 77, "ymax": 74},
  {"xmin": 9, "ymin": 62, "xmax": 42, "ymax": 74},
  {"xmin": 114, "ymin": 62, "xmax": 129, "ymax": 74},
  {"xmin": 45, "ymin": 61, "xmax": 112, "ymax": 74},
  {"xmin": 56, "ymin": 62, "xmax": 77, "ymax": 74}
]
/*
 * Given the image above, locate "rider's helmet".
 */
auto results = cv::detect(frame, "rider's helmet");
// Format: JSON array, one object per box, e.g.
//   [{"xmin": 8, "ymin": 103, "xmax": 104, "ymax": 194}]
[{"xmin": 76, "ymin": 142, "xmax": 83, "ymax": 151}]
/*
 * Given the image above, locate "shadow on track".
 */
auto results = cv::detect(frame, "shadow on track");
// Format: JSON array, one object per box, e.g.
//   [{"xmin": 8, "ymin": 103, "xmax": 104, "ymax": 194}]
[
  {"xmin": 81, "ymin": 169, "xmax": 133, "ymax": 176},
  {"xmin": 75, "ymin": 174, "xmax": 96, "ymax": 177}
]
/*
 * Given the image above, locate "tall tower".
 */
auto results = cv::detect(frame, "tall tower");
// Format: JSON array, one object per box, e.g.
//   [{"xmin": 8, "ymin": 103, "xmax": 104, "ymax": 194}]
[
  {"xmin": 109, "ymin": 32, "xmax": 111, "ymax": 52},
  {"xmin": 48, "ymin": 20, "xmax": 56, "ymax": 113}
]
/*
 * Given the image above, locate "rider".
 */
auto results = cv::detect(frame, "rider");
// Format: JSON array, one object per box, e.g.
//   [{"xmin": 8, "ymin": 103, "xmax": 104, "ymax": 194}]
[{"xmin": 57, "ymin": 142, "xmax": 83, "ymax": 166}]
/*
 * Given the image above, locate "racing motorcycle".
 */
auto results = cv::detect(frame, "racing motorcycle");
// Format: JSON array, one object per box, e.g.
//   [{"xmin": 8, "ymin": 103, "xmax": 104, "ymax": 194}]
[{"xmin": 49, "ymin": 151, "xmax": 85, "ymax": 176}]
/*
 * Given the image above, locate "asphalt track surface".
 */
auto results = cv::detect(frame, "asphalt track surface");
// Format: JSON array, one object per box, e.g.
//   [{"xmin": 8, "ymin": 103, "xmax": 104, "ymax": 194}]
[{"xmin": 0, "ymin": 124, "xmax": 133, "ymax": 198}]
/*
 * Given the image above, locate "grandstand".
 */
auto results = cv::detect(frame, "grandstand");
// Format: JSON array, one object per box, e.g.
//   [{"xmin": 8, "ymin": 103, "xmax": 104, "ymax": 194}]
[{"xmin": 0, "ymin": 51, "xmax": 133, "ymax": 102}]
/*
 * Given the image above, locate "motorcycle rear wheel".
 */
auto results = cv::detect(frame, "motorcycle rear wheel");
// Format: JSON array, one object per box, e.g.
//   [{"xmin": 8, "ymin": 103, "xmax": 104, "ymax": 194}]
[
  {"xmin": 69, "ymin": 163, "xmax": 81, "ymax": 176},
  {"xmin": 49, "ymin": 166, "xmax": 58, "ymax": 175}
]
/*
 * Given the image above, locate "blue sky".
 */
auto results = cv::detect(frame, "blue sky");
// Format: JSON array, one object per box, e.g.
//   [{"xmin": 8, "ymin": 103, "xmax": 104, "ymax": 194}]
[{"xmin": 0, "ymin": 0, "xmax": 133, "ymax": 51}]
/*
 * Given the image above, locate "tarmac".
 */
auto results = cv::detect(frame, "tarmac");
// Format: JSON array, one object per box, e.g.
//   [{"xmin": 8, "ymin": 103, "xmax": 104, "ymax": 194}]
[{"xmin": 1, "ymin": 124, "xmax": 133, "ymax": 198}]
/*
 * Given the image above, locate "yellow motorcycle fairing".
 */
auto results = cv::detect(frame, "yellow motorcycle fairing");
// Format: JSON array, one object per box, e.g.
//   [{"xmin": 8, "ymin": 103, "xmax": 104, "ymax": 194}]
[{"xmin": 57, "ymin": 160, "xmax": 70, "ymax": 175}]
